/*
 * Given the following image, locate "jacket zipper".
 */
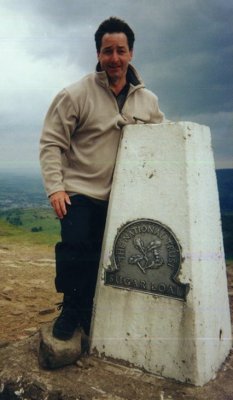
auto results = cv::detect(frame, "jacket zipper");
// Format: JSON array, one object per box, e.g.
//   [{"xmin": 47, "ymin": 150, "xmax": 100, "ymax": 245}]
[{"xmin": 106, "ymin": 84, "xmax": 142, "ymax": 120}]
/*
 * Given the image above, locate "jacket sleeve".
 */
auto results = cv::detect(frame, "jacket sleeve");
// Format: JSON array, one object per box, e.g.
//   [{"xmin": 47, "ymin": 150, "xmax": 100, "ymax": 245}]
[
  {"xmin": 39, "ymin": 89, "xmax": 78, "ymax": 196},
  {"xmin": 152, "ymin": 93, "xmax": 165, "ymax": 123},
  {"xmin": 132, "ymin": 89, "xmax": 165, "ymax": 124}
]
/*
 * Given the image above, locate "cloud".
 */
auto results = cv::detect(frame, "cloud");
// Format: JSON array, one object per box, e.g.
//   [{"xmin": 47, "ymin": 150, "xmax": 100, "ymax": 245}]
[
  {"xmin": 132, "ymin": 1, "xmax": 233, "ymax": 119},
  {"xmin": 0, "ymin": 0, "xmax": 232, "ymax": 171},
  {"xmin": 184, "ymin": 111, "xmax": 233, "ymax": 169},
  {"xmin": 0, "ymin": 3, "xmax": 85, "ymax": 170}
]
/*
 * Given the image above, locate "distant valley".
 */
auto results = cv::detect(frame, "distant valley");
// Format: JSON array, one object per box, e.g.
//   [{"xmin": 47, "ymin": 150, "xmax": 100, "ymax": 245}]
[
  {"xmin": 0, "ymin": 169, "xmax": 232, "ymax": 258},
  {"xmin": 0, "ymin": 172, "xmax": 49, "ymax": 210}
]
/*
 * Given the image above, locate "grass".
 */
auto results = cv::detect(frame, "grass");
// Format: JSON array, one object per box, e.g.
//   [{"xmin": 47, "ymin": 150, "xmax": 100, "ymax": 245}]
[
  {"xmin": 0, "ymin": 207, "xmax": 232, "ymax": 260},
  {"xmin": 0, "ymin": 208, "xmax": 60, "ymax": 246}
]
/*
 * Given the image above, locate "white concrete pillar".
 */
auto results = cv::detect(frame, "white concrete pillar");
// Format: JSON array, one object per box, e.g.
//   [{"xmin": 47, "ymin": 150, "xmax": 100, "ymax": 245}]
[{"xmin": 90, "ymin": 122, "xmax": 232, "ymax": 386}]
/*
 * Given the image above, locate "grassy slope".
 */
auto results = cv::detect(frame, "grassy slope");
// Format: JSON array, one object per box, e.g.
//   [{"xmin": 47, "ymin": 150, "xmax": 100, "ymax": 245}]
[
  {"xmin": 0, "ymin": 208, "xmax": 60, "ymax": 247},
  {"xmin": 0, "ymin": 207, "xmax": 232, "ymax": 260}
]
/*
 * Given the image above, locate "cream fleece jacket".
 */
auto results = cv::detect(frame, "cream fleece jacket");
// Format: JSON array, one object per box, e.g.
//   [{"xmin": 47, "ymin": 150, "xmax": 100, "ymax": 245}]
[{"xmin": 40, "ymin": 64, "xmax": 164, "ymax": 200}]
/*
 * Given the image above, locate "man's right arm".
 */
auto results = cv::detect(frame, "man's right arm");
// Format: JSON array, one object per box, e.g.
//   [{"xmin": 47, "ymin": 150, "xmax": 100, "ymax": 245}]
[{"xmin": 40, "ymin": 89, "xmax": 78, "ymax": 217}]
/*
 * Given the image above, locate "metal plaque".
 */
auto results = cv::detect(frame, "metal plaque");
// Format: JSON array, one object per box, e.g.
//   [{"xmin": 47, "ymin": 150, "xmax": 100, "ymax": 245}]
[{"xmin": 105, "ymin": 219, "xmax": 189, "ymax": 301}]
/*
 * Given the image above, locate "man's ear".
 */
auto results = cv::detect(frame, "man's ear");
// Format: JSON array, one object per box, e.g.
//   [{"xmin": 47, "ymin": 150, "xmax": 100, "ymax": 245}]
[{"xmin": 129, "ymin": 49, "xmax": 133, "ymax": 61}]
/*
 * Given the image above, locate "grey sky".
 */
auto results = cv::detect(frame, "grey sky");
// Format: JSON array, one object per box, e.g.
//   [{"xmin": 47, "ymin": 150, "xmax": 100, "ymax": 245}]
[{"xmin": 0, "ymin": 0, "xmax": 232, "ymax": 171}]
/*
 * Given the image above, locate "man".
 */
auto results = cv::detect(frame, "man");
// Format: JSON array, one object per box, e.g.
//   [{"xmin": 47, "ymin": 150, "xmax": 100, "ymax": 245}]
[{"xmin": 40, "ymin": 17, "xmax": 164, "ymax": 341}]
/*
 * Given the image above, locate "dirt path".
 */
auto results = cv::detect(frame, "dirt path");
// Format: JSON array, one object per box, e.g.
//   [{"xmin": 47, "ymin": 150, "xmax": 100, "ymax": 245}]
[
  {"xmin": 0, "ymin": 242, "xmax": 233, "ymax": 399},
  {"xmin": 0, "ymin": 243, "xmax": 62, "ymax": 342},
  {"xmin": 1, "ymin": 243, "xmax": 232, "ymax": 344}
]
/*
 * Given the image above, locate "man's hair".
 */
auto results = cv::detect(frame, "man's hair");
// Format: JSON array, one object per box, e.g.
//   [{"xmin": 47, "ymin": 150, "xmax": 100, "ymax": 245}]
[{"xmin": 95, "ymin": 17, "xmax": 135, "ymax": 52}]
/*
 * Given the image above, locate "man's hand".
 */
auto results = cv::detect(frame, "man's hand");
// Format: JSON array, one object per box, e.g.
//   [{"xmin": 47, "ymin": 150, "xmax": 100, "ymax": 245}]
[{"xmin": 49, "ymin": 191, "xmax": 71, "ymax": 219}]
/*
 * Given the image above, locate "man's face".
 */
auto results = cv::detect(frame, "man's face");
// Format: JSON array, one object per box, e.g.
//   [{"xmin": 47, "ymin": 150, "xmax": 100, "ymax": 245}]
[{"xmin": 97, "ymin": 32, "xmax": 133, "ymax": 85}]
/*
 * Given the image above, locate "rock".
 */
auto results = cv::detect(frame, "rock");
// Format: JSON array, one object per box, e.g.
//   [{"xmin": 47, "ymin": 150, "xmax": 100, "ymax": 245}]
[
  {"xmin": 11, "ymin": 310, "xmax": 24, "ymax": 316},
  {"xmin": 18, "ymin": 335, "xmax": 29, "ymax": 340},
  {"xmin": 0, "ymin": 245, "xmax": 9, "ymax": 251},
  {"xmin": 24, "ymin": 327, "xmax": 38, "ymax": 335},
  {"xmin": 38, "ymin": 322, "xmax": 82, "ymax": 369},
  {"xmin": 1, "ymin": 293, "xmax": 12, "ymax": 301},
  {"xmin": 76, "ymin": 356, "xmax": 95, "ymax": 369},
  {"xmin": 76, "ymin": 359, "xmax": 84, "ymax": 368},
  {"xmin": 39, "ymin": 307, "xmax": 56, "ymax": 315},
  {"xmin": 0, "ymin": 333, "xmax": 233, "ymax": 400},
  {"xmin": 2, "ymin": 286, "xmax": 14, "ymax": 296},
  {"xmin": 0, "ymin": 340, "xmax": 9, "ymax": 349}
]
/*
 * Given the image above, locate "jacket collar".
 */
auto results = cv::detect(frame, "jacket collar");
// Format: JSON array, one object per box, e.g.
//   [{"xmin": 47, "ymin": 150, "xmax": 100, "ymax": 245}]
[{"xmin": 95, "ymin": 62, "xmax": 144, "ymax": 89}]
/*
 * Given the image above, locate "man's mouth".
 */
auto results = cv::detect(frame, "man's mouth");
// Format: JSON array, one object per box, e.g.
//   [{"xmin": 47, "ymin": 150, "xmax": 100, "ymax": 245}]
[{"xmin": 108, "ymin": 65, "xmax": 121, "ymax": 70}]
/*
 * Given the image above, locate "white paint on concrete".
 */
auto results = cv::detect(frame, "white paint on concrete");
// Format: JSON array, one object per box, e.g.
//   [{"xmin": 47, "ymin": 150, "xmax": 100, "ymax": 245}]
[{"xmin": 91, "ymin": 122, "xmax": 232, "ymax": 386}]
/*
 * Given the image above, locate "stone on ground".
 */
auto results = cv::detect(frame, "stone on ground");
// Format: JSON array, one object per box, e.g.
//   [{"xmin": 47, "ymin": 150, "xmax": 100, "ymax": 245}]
[{"xmin": 38, "ymin": 322, "xmax": 82, "ymax": 369}]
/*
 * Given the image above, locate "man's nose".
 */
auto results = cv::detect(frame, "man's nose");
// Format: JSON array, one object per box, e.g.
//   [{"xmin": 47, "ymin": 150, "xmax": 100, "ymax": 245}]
[{"xmin": 111, "ymin": 50, "xmax": 119, "ymax": 62}]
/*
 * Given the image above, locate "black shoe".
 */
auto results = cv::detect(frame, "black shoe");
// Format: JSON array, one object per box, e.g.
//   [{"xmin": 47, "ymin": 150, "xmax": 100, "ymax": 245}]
[
  {"xmin": 52, "ymin": 296, "xmax": 80, "ymax": 340},
  {"xmin": 78, "ymin": 306, "xmax": 92, "ymax": 336}
]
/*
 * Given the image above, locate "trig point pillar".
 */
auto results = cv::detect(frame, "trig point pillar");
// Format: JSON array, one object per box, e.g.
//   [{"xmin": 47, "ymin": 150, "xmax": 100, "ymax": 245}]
[{"xmin": 90, "ymin": 122, "xmax": 232, "ymax": 386}]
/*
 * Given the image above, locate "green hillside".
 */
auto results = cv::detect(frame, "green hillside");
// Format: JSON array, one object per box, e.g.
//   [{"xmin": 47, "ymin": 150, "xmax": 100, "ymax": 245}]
[
  {"xmin": 0, "ymin": 207, "xmax": 232, "ymax": 260},
  {"xmin": 0, "ymin": 208, "xmax": 59, "ymax": 246}
]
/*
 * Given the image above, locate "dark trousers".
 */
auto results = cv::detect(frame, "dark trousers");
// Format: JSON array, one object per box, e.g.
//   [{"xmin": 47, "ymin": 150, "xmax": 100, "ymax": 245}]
[{"xmin": 55, "ymin": 194, "xmax": 108, "ymax": 308}]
